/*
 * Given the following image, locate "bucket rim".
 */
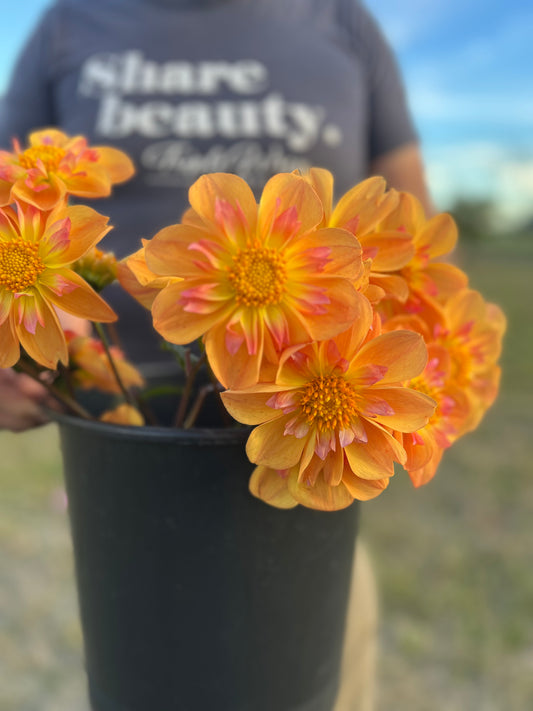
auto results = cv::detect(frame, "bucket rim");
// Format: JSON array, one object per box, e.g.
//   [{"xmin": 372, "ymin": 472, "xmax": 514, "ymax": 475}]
[{"xmin": 48, "ymin": 408, "xmax": 251, "ymax": 445}]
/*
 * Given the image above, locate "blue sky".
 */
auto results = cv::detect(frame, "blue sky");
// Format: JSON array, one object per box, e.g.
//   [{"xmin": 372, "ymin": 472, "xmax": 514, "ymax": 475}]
[{"xmin": 2, "ymin": 0, "xmax": 532, "ymax": 225}]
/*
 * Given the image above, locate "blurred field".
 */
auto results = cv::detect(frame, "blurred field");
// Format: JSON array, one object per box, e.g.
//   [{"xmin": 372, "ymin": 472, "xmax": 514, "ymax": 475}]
[{"xmin": 1, "ymin": 242, "xmax": 532, "ymax": 711}]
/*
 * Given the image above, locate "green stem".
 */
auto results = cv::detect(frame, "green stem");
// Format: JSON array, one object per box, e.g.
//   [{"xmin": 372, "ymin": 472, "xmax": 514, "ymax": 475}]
[
  {"xmin": 174, "ymin": 351, "xmax": 207, "ymax": 428},
  {"xmin": 183, "ymin": 384, "xmax": 214, "ymax": 429},
  {"xmin": 15, "ymin": 360, "xmax": 94, "ymax": 421},
  {"xmin": 93, "ymin": 322, "xmax": 159, "ymax": 424},
  {"xmin": 94, "ymin": 322, "xmax": 135, "ymax": 407}
]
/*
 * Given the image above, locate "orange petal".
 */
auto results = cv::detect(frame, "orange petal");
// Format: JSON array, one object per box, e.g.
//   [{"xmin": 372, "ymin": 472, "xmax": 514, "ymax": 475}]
[
  {"xmin": 0, "ymin": 317, "xmax": 20, "ymax": 367},
  {"xmin": 403, "ymin": 428, "xmax": 438, "ymax": 473},
  {"xmin": 92, "ymin": 146, "xmax": 135, "ymax": 184},
  {"xmin": 47, "ymin": 205, "xmax": 111, "ymax": 265},
  {"xmin": 306, "ymin": 167, "xmax": 334, "ymax": 226},
  {"xmin": 381, "ymin": 191, "xmax": 425, "ymax": 233},
  {"xmin": 330, "ymin": 177, "xmax": 398, "ymax": 235},
  {"xmin": 63, "ymin": 165, "xmax": 111, "ymax": 198},
  {"xmin": 288, "ymin": 468, "xmax": 354, "ymax": 511},
  {"xmin": 332, "ymin": 302, "xmax": 375, "ymax": 360},
  {"xmin": 121, "ymin": 246, "xmax": 154, "ymax": 286},
  {"xmin": 249, "ymin": 465, "xmax": 298, "ymax": 509},
  {"xmin": 295, "ymin": 227, "xmax": 363, "ymax": 280},
  {"xmin": 189, "ymin": 173, "xmax": 257, "ymax": 235},
  {"xmin": 181, "ymin": 207, "xmax": 207, "ymax": 230},
  {"xmin": 351, "ymin": 330, "xmax": 427, "ymax": 384},
  {"xmin": 100, "ymin": 404, "xmax": 145, "ymax": 426},
  {"xmin": 370, "ymin": 273, "xmax": 409, "ymax": 302},
  {"xmin": 322, "ymin": 444, "xmax": 345, "ymax": 486},
  {"xmin": 258, "ymin": 172, "xmax": 323, "ymax": 240},
  {"xmin": 145, "ymin": 224, "xmax": 219, "ymax": 277},
  {"xmin": 12, "ymin": 172, "xmax": 66, "ymax": 211},
  {"xmin": 367, "ymin": 386, "xmax": 436, "ymax": 431},
  {"xmin": 342, "ymin": 467, "xmax": 390, "ymax": 501},
  {"xmin": 344, "ymin": 423, "xmax": 405, "ymax": 479},
  {"xmin": 246, "ymin": 415, "xmax": 307, "ymax": 469},
  {"xmin": 0, "ymin": 179, "xmax": 12, "ymax": 206},
  {"xmin": 361, "ymin": 231, "xmax": 415, "ymax": 271},
  {"xmin": 302, "ymin": 281, "xmax": 371, "ymax": 342},
  {"xmin": 116, "ymin": 260, "xmax": 161, "ymax": 309},
  {"xmin": 16, "ymin": 297, "xmax": 68, "ymax": 368},
  {"xmin": 419, "ymin": 213, "xmax": 458, "ymax": 258},
  {"xmin": 407, "ymin": 447, "xmax": 444, "ymax": 488},
  {"xmin": 221, "ymin": 387, "xmax": 285, "ymax": 425},
  {"xmin": 205, "ymin": 320, "xmax": 263, "ymax": 389},
  {"xmin": 151, "ymin": 282, "xmax": 230, "ymax": 344},
  {"xmin": 424, "ymin": 263, "xmax": 469, "ymax": 301},
  {"xmin": 29, "ymin": 128, "xmax": 69, "ymax": 146},
  {"xmin": 39, "ymin": 270, "xmax": 117, "ymax": 323}
]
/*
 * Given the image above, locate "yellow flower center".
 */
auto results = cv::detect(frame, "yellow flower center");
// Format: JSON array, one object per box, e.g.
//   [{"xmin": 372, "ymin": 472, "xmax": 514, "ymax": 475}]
[
  {"xmin": 18, "ymin": 144, "xmax": 66, "ymax": 172},
  {"xmin": 0, "ymin": 240, "xmax": 45, "ymax": 292},
  {"xmin": 409, "ymin": 375, "xmax": 438, "ymax": 401},
  {"xmin": 227, "ymin": 244, "xmax": 287, "ymax": 307},
  {"xmin": 300, "ymin": 375, "xmax": 359, "ymax": 433}
]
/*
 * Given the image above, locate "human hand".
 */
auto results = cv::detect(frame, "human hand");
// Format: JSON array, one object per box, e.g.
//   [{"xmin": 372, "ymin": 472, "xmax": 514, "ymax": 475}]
[
  {"xmin": 0, "ymin": 369, "xmax": 57, "ymax": 432},
  {"xmin": 0, "ymin": 313, "xmax": 89, "ymax": 431}
]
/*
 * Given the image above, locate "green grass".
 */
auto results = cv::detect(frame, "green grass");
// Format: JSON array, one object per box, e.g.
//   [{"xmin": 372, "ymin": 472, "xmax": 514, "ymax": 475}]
[{"xmin": 1, "ymin": 243, "xmax": 532, "ymax": 710}]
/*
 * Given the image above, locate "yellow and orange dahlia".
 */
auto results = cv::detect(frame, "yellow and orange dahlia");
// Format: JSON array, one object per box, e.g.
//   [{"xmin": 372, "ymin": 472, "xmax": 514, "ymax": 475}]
[
  {"xmin": 431, "ymin": 288, "xmax": 506, "ymax": 435},
  {"xmin": 0, "ymin": 201, "xmax": 116, "ymax": 369},
  {"xmin": 222, "ymin": 306, "xmax": 436, "ymax": 511},
  {"xmin": 141, "ymin": 172, "xmax": 367, "ymax": 388},
  {"xmin": 0, "ymin": 128, "xmax": 135, "ymax": 211},
  {"xmin": 304, "ymin": 168, "xmax": 415, "ymax": 303},
  {"xmin": 66, "ymin": 331, "xmax": 144, "ymax": 394},
  {"xmin": 376, "ymin": 191, "xmax": 469, "ymax": 316}
]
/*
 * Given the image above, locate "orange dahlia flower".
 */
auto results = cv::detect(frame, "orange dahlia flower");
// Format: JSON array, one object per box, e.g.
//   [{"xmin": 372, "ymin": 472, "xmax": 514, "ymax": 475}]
[
  {"xmin": 402, "ymin": 343, "xmax": 471, "ymax": 487},
  {"xmin": 222, "ymin": 306, "xmax": 436, "ymax": 511},
  {"xmin": 99, "ymin": 403, "xmax": 145, "ymax": 426},
  {"xmin": 66, "ymin": 331, "xmax": 144, "ymax": 394},
  {"xmin": 304, "ymin": 168, "xmax": 415, "ymax": 303},
  {"xmin": 376, "ymin": 191, "xmax": 468, "ymax": 315},
  {"xmin": 432, "ymin": 288, "xmax": 506, "ymax": 435},
  {"xmin": 0, "ymin": 201, "xmax": 116, "ymax": 369},
  {"xmin": 144, "ymin": 172, "xmax": 367, "ymax": 388},
  {"xmin": 0, "ymin": 128, "xmax": 134, "ymax": 211}
]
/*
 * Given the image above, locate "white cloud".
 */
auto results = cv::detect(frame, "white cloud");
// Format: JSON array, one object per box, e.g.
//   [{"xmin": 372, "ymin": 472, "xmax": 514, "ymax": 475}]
[{"xmin": 424, "ymin": 141, "xmax": 533, "ymax": 228}]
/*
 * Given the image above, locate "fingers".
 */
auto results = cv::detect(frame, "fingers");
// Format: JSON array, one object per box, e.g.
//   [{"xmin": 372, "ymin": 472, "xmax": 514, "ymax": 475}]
[{"xmin": 0, "ymin": 369, "xmax": 52, "ymax": 432}]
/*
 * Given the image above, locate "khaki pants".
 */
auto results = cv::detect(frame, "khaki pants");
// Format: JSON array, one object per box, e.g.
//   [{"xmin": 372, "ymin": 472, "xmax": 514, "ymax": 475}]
[{"xmin": 334, "ymin": 540, "xmax": 378, "ymax": 711}]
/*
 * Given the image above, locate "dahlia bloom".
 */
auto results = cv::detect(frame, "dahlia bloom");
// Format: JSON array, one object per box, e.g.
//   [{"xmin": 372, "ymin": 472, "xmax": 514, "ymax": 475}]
[
  {"xmin": 0, "ymin": 128, "xmax": 135, "ymax": 211},
  {"xmin": 0, "ymin": 201, "xmax": 116, "ymax": 369},
  {"xmin": 99, "ymin": 403, "xmax": 145, "ymax": 426},
  {"xmin": 304, "ymin": 168, "xmax": 415, "ymax": 302},
  {"xmin": 66, "ymin": 331, "xmax": 145, "ymax": 394},
  {"xmin": 383, "ymin": 286, "xmax": 506, "ymax": 486},
  {"xmin": 222, "ymin": 306, "xmax": 436, "ymax": 510},
  {"xmin": 376, "ymin": 191, "xmax": 469, "ymax": 316},
  {"xmin": 143, "ymin": 172, "xmax": 367, "ymax": 388},
  {"xmin": 402, "ymin": 343, "xmax": 471, "ymax": 487},
  {"xmin": 432, "ymin": 288, "xmax": 506, "ymax": 434}
]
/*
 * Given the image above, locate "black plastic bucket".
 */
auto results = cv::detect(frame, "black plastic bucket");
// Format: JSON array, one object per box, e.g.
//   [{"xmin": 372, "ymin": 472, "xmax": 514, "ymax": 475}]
[{"xmin": 54, "ymin": 413, "xmax": 359, "ymax": 711}]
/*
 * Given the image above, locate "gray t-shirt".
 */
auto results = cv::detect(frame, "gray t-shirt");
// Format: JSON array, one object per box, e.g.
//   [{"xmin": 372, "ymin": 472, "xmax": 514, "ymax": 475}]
[{"xmin": 0, "ymin": 0, "xmax": 417, "ymax": 362}]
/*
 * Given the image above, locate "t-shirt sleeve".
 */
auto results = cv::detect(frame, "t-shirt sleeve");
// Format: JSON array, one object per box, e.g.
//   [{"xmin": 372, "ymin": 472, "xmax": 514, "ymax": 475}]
[
  {"xmin": 0, "ymin": 7, "xmax": 58, "ymax": 148},
  {"xmin": 348, "ymin": 2, "xmax": 419, "ymax": 161}
]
